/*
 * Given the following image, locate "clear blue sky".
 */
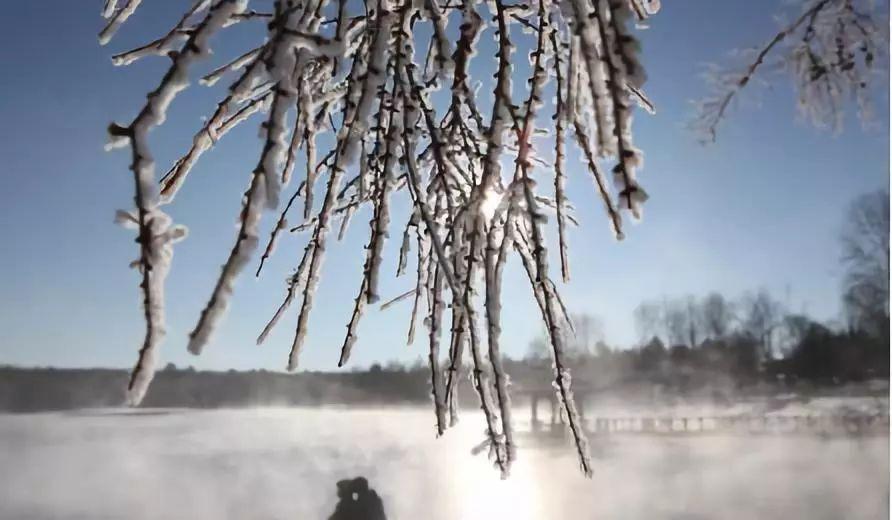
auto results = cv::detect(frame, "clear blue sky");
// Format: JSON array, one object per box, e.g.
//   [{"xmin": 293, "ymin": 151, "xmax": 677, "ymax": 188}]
[{"xmin": 0, "ymin": 1, "xmax": 888, "ymax": 371}]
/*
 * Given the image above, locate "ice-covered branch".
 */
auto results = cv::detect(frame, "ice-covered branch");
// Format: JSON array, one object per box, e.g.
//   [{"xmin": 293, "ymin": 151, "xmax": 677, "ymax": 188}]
[
  {"xmin": 103, "ymin": 0, "xmax": 660, "ymax": 475},
  {"xmin": 548, "ymin": 11, "xmax": 571, "ymax": 281},
  {"xmin": 189, "ymin": 0, "xmax": 305, "ymax": 355},
  {"xmin": 692, "ymin": 0, "xmax": 884, "ymax": 141},
  {"xmin": 107, "ymin": 0, "xmax": 247, "ymax": 405}
]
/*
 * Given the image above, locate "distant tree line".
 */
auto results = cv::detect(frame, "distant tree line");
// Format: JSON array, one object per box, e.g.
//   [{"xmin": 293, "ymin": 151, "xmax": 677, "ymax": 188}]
[
  {"xmin": 0, "ymin": 364, "xmax": 451, "ymax": 413},
  {"xmin": 525, "ymin": 189, "xmax": 890, "ymax": 391},
  {"xmin": 525, "ymin": 290, "xmax": 887, "ymax": 398}
]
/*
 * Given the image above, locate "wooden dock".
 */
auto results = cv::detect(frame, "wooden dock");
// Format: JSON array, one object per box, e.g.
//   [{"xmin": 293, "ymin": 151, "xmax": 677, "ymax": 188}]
[{"xmin": 519, "ymin": 385, "xmax": 889, "ymax": 437}]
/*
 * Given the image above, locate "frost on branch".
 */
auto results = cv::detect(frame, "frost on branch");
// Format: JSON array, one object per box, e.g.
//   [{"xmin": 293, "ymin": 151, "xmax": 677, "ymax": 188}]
[
  {"xmin": 103, "ymin": 0, "xmax": 246, "ymax": 405},
  {"xmin": 102, "ymin": 0, "xmax": 658, "ymax": 476},
  {"xmin": 115, "ymin": 209, "xmax": 187, "ymax": 405},
  {"xmin": 692, "ymin": 0, "xmax": 886, "ymax": 142}
]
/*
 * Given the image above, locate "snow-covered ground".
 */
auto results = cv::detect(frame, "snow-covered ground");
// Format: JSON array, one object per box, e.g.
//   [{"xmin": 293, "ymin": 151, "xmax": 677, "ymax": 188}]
[{"xmin": 0, "ymin": 407, "xmax": 887, "ymax": 519}]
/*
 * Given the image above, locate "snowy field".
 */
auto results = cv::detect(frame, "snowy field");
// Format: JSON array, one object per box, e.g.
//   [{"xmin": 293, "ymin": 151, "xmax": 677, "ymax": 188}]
[{"xmin": 0, "ymin": 407, "xmax": 887, "ymax": 520}]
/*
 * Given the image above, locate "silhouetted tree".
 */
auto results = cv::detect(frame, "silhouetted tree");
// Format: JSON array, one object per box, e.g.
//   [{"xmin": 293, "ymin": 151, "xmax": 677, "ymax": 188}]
[
  {"xmin": 684, "ymin": 295, "xmax": 702, "ymax": 348},
  {"xmin": 662, "ymin": 299, "xmax": 689, "ymax": 347},
  {"xmin": 787, "ymin": 321, "xmax": 850, "ymax": 382},
  {"xmin": 779, "ymin": 314, "xmax": 814, "ymax": 357},
  {"xmin": 636, "ymin": 336, "xmax": 667, "ymax": 373},
  {"xmin": 725, "ymin": 333, "xmax": 761, "ymax": 381},
  {"xmin": 567, "ymin": 313, "xmax": 604, "ymax": 360},
  {"xmin": 841, "ymin": 189, "xmax": 890, "ymax": 340},
  {"xmin": 527, "ymin": 312, "xmax": 604, "ymax": 363},
  {"xmin": 634, "ymin": 302, "xmax": 663, "ymax": 345},
  {"xmin": 701, "ymin": 292, "xmax": 735, "ymax": 340},
  {"xmin": 525, "ymin": 333, "xmax": 550, "ymax": 363},
  {"xmin": 739, "ymin": 289, "xmax": 783, "ymax": 359}
]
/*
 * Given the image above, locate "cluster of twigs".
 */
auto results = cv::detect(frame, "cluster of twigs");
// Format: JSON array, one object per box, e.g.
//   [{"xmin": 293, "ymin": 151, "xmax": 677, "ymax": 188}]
[
  {"xmin": 102, "ymin": 0, "xmax": 659, "ymax": 477},
  {"xmin": 692, "ymin": 0, "xmax": 884, "ymax": 142}
]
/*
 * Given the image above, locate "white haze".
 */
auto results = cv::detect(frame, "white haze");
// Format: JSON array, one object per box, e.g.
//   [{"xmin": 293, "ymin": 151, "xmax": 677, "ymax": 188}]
[{"xmin": 0, "ymin": 407, "xmax": 887, "ymax": 519}]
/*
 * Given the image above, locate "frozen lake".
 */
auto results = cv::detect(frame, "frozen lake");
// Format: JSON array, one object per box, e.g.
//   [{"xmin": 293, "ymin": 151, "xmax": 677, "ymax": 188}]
[{"xmin": 0, "ymin": 407, "xmax": 887, "ymax": 519}]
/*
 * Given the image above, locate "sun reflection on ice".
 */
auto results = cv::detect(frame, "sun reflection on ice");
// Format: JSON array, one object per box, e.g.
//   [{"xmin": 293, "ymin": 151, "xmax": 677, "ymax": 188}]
[{"xmin": 455, "ymin": 452, "xmax": 542, "ymax": 520}]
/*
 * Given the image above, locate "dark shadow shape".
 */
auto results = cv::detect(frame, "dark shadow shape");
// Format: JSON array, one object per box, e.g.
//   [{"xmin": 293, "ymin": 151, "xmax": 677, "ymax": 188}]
[{"xmin": 328, "ymin": 477, "xmax": 387, "ymax": 520}]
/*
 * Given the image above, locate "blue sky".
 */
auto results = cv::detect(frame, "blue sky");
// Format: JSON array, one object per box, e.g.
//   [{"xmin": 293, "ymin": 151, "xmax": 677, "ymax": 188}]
[{"xmin": 0, "ymin": 1, "xmax": 888, "ymax": 372}]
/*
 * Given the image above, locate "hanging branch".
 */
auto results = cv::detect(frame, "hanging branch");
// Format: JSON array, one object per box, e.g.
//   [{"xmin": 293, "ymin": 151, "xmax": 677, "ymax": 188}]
[
  {"xmin": 285, "ymin": 0, "xmax": 395, "ymax": 371},
  {"xmin": 107, "ymin": 0, "xmax": 246, "ymax": 405},
  {"xmin": 102, "ymin": 0, "xmax": 661, "ymax": 476},
  {"xmin": 595, "ymin": 0, "xmax": 648, "ymax": 217},
  {"xmin": 548, "ymin": 10, "xmax": 571, "ymax": 282},
  {"xmin": 188, "ymin": 0, "xmax": 305, "ymax": 355},
  {"xmin": 427, "ymin": 259, "xmax": 449, "ymax": 436},
  {"xmin": 566, "ymin": 33, "xmax": 624, "ymax": 238},
  {"xmin": 692, "ymin": 0, "xmax": 883, "ymax": 142},
  {"xmin": 461, "ymin": 214, "xmax": 509, "ymax": 477}
]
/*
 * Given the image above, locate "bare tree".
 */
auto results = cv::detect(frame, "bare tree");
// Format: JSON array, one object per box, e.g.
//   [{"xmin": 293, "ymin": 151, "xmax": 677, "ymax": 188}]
[
  {"xmin": 526, "ymin": 334, "xmax": 550, "ymax": 362},
  {"xmin": 529, "ymin": 312, "xmax": 604, "ymax": 360},
  {"xmin": 841, "ymin": 189, "xmax": 890, "ymax": 338},
  {"xmin": 662, "ymin": 298, "xmax": 689, "ymax": 347},
  {"xmin": 634, "ymin": 301, "xmax": 663, "ymax": 344},
  {"xmin": 779, "ymin": 313, "xmax": 815, "ymax": 356},
  {"xmin": 701, "ymin": 292, "xmax": 735, "ymax": 340},
  {"xmin": 740, "ymin": 289, "xmax": 784, "ymax": 359},
  {"xmin": 684, "ymin": 295, "xmax": 702, "ymax": 348},
  {"xmin": 567, "ymin": 313, "xmax": 604, "ymax": 357},
  {"xmin": 635, "ymin": 297, "xmax": 698, "ymax": 347}
]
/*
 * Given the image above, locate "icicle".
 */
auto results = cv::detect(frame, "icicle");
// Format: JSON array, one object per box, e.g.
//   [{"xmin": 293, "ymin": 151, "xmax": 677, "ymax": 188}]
[
  {"xmin": 564, "ymin": 33, "xmax": 624, "ymax": 239},
  {"xmin": 396, "ymin": 214, "xmax": 416, "ymax": 277},
  {"xmin": 444, "ymin": 232, "xmax": 468, "ymax": 426}
]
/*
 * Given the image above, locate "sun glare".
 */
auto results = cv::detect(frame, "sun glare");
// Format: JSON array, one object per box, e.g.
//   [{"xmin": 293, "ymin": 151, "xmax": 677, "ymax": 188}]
[{"xmin": 456, "ymin": 450, "xmax": 542, "ymax": 520}]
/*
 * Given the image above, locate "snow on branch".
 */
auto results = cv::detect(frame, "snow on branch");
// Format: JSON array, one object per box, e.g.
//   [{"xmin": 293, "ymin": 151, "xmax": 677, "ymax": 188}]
[
  {"xmin": 102, "ymin": 0, "xmax": 659, "ymax": 476},
  {"xmin": 692, "ymin": 0, "xmax": 886, "ymax": 142},
  {"xmin": 106, "ymin": 0, "xmax": 247, "ymax": 406}
]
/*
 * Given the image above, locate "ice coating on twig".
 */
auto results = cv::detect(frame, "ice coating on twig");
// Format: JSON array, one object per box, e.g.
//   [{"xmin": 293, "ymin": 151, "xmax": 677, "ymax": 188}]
[{"xmin": 103, "ymin": 0, "xmax": 662, "ymax": 475}]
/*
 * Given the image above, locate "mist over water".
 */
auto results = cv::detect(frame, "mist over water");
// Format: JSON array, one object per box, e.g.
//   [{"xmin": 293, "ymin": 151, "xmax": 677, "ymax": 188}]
[{"xmin": 0, "ymin": 407, "xmax": 887, "ymax": 520}]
